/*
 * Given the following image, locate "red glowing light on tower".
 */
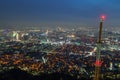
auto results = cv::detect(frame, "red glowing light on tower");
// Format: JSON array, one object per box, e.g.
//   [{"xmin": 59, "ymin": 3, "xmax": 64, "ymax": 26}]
[
  {"xmin": 100, "ymin": 15, "xmax": 106, "ymax": 20},
  {"xmin": 95, "ymin": 60, "xmax": 102, "ymax": 67}
]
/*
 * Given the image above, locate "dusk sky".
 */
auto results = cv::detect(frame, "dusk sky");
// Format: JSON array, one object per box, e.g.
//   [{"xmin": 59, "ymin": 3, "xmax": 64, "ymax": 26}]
[{"xmin": 0, "ymin": 0, "xmax": 120, "ymax": 27}]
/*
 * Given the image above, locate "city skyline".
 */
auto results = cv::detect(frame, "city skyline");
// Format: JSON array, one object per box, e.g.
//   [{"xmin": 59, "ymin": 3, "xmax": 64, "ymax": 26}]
[{"xmin": 0, "ymin": 0, "xmax": 120, "ymax": 28}]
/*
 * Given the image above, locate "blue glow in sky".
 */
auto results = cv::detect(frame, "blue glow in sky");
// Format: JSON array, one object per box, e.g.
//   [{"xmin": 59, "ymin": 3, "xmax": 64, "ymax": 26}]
[{"xmin": 0, "ymin": 0, "xmax": 120, "ymax": 27}]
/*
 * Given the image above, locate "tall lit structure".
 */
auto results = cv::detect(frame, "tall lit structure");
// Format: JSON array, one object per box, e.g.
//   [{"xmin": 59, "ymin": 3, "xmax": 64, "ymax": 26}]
[
  {"xmin": 94, "ymin": 15, "xmax": 105, "ymax": 80},
  {"xmin": 12, "ymin": 31, "xmax": 20, "ymax": 41}
]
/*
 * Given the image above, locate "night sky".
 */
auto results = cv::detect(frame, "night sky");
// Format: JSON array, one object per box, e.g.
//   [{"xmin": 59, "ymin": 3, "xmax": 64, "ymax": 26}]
[{"xmin": 0, "ymin": 0, "xmax": 120, "ymax": 28}]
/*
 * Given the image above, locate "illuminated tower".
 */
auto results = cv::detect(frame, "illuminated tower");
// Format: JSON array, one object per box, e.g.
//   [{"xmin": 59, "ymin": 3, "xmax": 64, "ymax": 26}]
[
  {"xmin": 94, "ymin": 15, "xmax": 105, "ymax": 80},
  {"xmin": 109, "ymin": 62, "xmax": 113, "ymax": 70},
  {"xmin": 12, "ymin": 31, "xmax": 20, "ymax": 41}
]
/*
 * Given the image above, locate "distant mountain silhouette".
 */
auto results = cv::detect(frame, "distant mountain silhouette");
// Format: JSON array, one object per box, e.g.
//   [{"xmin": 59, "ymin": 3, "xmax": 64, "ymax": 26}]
[
  {"xmin": 0, "ymin": 68, "xmax": 119, "ymax": 80},
  {"xmin": 0, "ymin": 68, "xmax": 89, "ymax": 80},
  {"xmin": 0, "ymin": 68, "xmax": 33, "ymax": 80}
]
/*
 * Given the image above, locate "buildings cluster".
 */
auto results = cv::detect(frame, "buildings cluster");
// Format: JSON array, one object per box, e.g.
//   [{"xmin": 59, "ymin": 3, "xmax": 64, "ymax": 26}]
[{"xmin": 0, "ymin": 28, "xmax": 120, "ymax": 79}]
